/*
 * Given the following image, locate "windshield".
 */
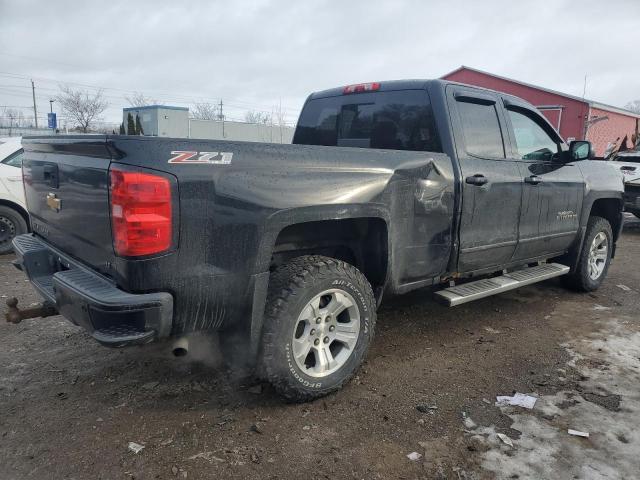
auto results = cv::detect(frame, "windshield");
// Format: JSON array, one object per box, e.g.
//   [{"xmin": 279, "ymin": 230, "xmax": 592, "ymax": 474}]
[{"xmin": 294, "ymin": 89, "xmax": 442, "ymax": 152}]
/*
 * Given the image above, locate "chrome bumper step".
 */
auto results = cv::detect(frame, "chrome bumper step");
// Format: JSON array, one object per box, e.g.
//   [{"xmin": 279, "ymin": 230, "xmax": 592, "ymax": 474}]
[{"xmin": 435, "ymin": 263, "xmax": 570, "ymax": 307}]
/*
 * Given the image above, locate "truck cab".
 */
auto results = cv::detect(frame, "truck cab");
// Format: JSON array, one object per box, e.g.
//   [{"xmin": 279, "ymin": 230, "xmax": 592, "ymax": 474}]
[{"xmin": 294, "ymin": 80, "xmax": 622, "ymax": 286}]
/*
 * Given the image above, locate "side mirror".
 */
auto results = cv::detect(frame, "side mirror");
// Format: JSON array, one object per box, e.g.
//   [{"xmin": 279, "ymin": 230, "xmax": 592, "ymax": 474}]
[{"xmin": 569, "ymin": 140, "xmax": 592, "ymax": 161}]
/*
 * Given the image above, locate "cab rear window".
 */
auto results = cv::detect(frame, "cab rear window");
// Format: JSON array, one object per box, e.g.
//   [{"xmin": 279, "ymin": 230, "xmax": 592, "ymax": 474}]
[{"xmin": 294, "ymin": 90, "xmax": 442, "ymax": 152}]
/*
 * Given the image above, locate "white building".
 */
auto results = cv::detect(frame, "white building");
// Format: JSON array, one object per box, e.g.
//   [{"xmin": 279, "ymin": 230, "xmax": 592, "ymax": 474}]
[
  {"xmin": 123, "ymin": 105, "xmax": 189, "ymax": 138},
  {"xmin": 123, "ymin": 105, "xmax": 294, "ymax": 143}
]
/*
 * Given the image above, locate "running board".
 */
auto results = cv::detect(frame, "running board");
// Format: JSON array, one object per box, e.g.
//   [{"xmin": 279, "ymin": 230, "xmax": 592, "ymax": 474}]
[{"xmin": 435, "ymin": 263, "xmax": 570, "ymax": 307}]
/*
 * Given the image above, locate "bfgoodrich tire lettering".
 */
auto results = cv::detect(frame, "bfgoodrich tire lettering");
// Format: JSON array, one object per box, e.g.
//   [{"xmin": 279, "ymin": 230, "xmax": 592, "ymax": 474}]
[{"xmin": 261, "ymin": 255, "xmax": 376, "ymax": 402}]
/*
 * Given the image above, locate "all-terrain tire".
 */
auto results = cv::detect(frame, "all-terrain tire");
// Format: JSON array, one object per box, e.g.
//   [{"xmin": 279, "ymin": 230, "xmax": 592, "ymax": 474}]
[
  {"xmin": 563, "ymin": 216, "xmax": 613, "ymax": 292},
  {"xmin": 0, "ymin": 206, "xmax": 27, "ymax": 255},
  {"xmin": 261, "ymin": 255, "xmax": 376, "ymax": 402}
]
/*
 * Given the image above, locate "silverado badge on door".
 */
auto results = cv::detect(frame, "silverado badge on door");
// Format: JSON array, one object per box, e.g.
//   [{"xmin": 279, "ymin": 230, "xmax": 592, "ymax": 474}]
[{"xmin": 46, "ymin": 192, "xmax": 61, "ymax": 212}]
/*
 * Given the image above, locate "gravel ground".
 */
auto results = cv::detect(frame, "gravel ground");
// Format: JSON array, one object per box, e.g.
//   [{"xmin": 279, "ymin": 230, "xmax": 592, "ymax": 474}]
[{"xmin": 1, "ymin": 217, "xmax": 639, "ymax": 480}]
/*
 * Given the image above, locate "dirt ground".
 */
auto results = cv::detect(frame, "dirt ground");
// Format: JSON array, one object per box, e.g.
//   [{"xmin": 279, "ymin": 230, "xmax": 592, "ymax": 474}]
[{"xmin": 1, "ymin": 217, "xmax": 639, "ymax": 480}]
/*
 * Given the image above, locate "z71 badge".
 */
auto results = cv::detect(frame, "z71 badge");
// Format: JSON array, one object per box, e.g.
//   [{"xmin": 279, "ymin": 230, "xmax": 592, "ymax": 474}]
[{"xmin": 168, "ymin": 151, "xmax": 233, "ymax": 165}]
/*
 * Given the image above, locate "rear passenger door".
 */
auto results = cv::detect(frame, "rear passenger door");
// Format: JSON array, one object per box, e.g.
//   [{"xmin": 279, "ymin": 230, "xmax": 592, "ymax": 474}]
[
  {"xmin": 502, "ymin": 99, "xmax": 584, "ymax": 261},
  {"xmin": 447, "ymin": 86, "xmax": 523, "ymax": 272}
]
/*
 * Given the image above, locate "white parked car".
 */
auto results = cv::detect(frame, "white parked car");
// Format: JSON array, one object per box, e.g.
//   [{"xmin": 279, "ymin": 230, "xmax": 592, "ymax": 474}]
[
  {"xmin": 613, "ymin": 149, "xmax": 640, "ymax": 218},
  {"xmin": 0, "ymin": 138, "xmax": 29, "ymax": 254}
]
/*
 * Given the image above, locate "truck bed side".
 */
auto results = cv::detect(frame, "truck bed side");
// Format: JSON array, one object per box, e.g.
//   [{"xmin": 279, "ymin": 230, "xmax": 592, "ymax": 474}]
[{"xmin": 22, "ymin": 135, "xmax": 456, "ymax": 335}]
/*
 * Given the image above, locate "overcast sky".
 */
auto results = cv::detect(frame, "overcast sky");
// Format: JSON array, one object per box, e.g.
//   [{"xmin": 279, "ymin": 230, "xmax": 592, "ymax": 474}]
[{"xmin": 1, "ymin": 0, "xmax": 639, "ymax": 128}]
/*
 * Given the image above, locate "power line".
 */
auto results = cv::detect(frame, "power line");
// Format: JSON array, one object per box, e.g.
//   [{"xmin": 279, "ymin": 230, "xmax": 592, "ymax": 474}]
[
  {"xmin": 0, "ymin": 90, "xmax": 298, "ymax": 125},
  {"xmin": 0, "ymin": 73, "xmax": 301, "ymax": 127},
  {"xmin": 0, "ymin": 70, "xmax": 301, "ymax": 114},
  {"xmin": 0, "ymin": 80, "xmax": 302, "ymax": 117}
]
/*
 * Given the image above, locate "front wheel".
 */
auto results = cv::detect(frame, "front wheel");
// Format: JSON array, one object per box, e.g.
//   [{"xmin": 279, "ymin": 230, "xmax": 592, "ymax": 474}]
[
  {"xmin": 564, "ymin": 216, "xmax": 613, "ymax": 292},
  {"xmin": 261, "ymin": 255, "xmax": 376, "ymax": 402},
  {"xmin": 0, "ymin": 206, "xmax": 28, "ymax": 255}
]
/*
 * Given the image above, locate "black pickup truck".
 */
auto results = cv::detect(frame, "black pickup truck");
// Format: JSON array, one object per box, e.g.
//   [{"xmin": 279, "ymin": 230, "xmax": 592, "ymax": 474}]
[{"xmin": 12, "ymin": 79, "xmax": 624, "ymax": 401}]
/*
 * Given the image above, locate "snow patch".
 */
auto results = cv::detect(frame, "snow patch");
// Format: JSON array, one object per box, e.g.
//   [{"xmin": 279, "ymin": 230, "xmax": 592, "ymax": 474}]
[{"xmin": 465, "ymin": 320, "xmax": 640, "ymax": 479}]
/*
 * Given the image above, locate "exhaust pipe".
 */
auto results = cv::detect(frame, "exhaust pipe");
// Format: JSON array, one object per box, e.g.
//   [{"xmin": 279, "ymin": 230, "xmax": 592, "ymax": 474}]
[{"xmin": 172, "ymin": 337, "xmax": 189, "ymax": 357}]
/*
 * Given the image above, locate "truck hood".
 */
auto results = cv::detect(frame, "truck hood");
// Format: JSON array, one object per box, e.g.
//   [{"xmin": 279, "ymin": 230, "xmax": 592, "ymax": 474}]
[{"xmin": 613, "ymin": 152, "xmax": 640, "ymax": 184}]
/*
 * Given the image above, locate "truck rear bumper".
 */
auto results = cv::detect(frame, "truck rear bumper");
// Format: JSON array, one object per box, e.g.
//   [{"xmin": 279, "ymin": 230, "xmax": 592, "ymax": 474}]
[{"xmin": 12, "ymin": 234, "xmax": 173, "ymax": 347}]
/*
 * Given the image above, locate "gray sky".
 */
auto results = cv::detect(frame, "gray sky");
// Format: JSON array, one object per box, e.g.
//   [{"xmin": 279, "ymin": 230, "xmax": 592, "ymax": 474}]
[{"xmin": 1, "ymin": 0, "xmax": 639, "ymax": 128}]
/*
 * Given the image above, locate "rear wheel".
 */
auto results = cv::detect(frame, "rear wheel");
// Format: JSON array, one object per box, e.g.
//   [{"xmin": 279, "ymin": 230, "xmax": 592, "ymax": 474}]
[
  {"xmin": 0, "ymin": 206, "xmax": 27, "ymax": 254},
  {"xmin": 564, "ymin": 216, "xmax": 613, "ymax": 292},
  {"xmin": 261, "ymin": 255, "xmax": 376, "ymax": 402}
]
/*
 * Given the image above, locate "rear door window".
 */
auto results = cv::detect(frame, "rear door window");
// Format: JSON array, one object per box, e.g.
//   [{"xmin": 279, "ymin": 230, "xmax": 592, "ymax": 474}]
[
  {"xmin": 294, "ymin": 90, "xmax": 442, "ymax": 152},
  {"xmin": 456, "ymin": 100, "xmax": 505, "ymax": 159}
]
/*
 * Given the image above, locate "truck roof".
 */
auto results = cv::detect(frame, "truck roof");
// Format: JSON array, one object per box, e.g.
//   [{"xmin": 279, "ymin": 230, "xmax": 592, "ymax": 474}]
[
  {"xmin": 307, "ymin": 78, "xmax": 539, "ymax": 110},
  {"xmin": 309, "ymin": 79, "xmax": 435, "ymax": 99}
]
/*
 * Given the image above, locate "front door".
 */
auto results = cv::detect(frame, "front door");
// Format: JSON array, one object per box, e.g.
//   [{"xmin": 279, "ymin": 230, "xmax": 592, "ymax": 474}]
[
  {"xmin": 447, "ymin": 86, "xmax": 523, "ymax": 272},
  {"xmin": 503, "ymin": 102, "xmax": 584, "ymax": 260}
]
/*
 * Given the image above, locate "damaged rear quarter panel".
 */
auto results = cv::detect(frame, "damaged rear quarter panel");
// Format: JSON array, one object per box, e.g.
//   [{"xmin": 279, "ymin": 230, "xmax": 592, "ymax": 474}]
[{"xmin": 110, "ymin": 137, "xmax": 456, "ymax": 334}]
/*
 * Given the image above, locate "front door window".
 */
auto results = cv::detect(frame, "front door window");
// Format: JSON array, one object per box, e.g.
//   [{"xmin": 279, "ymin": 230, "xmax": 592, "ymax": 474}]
[{"xmin": 507, "ymin": 109, "xmax": 560, "ymax": 162}]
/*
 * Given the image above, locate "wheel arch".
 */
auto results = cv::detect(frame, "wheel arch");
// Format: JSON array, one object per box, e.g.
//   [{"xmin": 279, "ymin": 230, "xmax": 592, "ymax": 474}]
[
  {"xmin": 560, "ymin": 195, "xmax": 623, "ymax": 272},
  {"xmin": 257, "ymin": 204, "xmax": 392, "ymax": 297},
  {"xmin": 587, "ymin": 197, "xmax": 623, "ymax": 242},
  {"xmin": 0, "ymin": 199, "xmax": 30, "ymax": 229}
]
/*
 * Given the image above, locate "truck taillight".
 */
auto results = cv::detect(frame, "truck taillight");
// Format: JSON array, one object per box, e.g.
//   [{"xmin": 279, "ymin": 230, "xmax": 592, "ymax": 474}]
[{"xmin": 109, "ymin": 168, "xmax": 172, "ymax": 257}]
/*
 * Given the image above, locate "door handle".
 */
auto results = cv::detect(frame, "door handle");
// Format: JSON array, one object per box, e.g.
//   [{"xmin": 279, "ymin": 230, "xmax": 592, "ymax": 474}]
[
  {"xmin": 524, "ymin": 175, "xmax": 543, "ymax": 185},
  {"xmin": 465, "ymin": 174, "xmax": 488, "ymax": 186}
]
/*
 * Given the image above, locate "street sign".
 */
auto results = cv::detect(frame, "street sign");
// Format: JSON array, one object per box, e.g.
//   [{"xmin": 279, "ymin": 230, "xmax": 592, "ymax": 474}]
[{"xmin": 47, "ymin": 112, "xmax": 57, "ymax": 129}]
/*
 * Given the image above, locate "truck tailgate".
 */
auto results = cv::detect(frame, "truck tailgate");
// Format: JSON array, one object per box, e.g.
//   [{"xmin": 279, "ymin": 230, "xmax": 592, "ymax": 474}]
[{"xmin": 22, "ymin": 136, "xmax": 114, "ymax": 273}]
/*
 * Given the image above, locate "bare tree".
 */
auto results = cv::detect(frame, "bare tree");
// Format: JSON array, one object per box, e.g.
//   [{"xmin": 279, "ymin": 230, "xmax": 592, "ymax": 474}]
[
  {"xmin": 1, "ymin": 108, "xmax": 16, "ymax": 127},
  {"xmin": 56, "ymin": 85, "xmax": 108, "ymax": 133},
  {"xmin": 244, "ymin": 110, "xmax": 272, "ymax": 124},
  {"xmin": 192, "ymin": 102, "xmax": 219, "ymax": 120},
  {"xmin": 0, "ymin": 108, "xmax": 30, "ymax": 128},
  {"xmin": 125, "ymin": 92, "xmax": 156, "ymax": 107},
  {"xmin": 273, "ymin": 102, "xmax": 288, "ymax": 128},
  {"xmin": 625, "ymin": 100, "xmax": 640, "ymax": 114}
]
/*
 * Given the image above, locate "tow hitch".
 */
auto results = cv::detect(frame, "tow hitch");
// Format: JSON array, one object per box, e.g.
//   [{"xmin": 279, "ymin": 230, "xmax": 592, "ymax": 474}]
[{"xmin": 5, "ymin": 297, "xmax": 58, "ymax": 324}]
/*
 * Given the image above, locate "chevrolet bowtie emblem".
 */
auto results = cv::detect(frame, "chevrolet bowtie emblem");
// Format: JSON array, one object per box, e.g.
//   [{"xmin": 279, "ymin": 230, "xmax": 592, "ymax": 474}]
[{"xmin": 46, "ymin": 192, "xmax": 61, "ymax": 212}]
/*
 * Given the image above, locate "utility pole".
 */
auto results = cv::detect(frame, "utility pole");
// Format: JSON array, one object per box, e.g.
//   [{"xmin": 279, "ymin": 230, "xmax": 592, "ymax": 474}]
[
  {"xmin": 31, "ymin": 79, "xmax": 38, "ymax": 128},
  {"xmin": 279, "ymin": 98, "xmax": 283, "ymax": 144},
  {"xmin": 219, "ymin": 99, "xmax": 225, "ymax": 137}
]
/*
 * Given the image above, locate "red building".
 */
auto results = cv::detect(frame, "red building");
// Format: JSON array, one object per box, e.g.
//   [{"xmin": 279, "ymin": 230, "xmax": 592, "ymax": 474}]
[{"xmin": 442, "ymin": 66, "xmax": 640, "ymax": 157}]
